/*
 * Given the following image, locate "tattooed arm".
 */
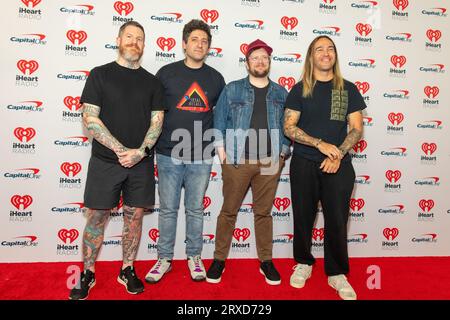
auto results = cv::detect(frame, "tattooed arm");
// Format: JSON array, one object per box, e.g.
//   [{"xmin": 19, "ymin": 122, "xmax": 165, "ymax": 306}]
[
  {"xmin": 117, "ymin": 111, "xmax": 164, "ymax": 168},
  {"xmin": 338, "ymin": 110, "xmax": 363, "ymax": 156},
  {"xmin": 82, "ymin": 103, "xmax": 127, "ymax": 154},
  {"xmin": 283, "ymin": 108, "xmax": 342, "ymax": 160}
]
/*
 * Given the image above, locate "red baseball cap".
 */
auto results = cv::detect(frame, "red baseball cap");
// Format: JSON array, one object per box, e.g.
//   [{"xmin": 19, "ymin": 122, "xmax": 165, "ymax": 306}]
[{"xmin": 245, "ymin": 39, "xmax": 273, "ymax": 60}]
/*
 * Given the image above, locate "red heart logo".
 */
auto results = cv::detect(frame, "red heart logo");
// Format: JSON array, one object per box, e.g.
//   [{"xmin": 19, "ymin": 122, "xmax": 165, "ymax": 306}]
[
  {"xmin": 424, "ymin": 86, "xmax": 439, "ymax": 99},
  {"xmin": 58, "ymin": 229, "xmax": 79, "ymax": 244},
  {"xmin": 393, "ymin": 0, "xmax": 409, "ymax": 10},
  {"xmin": 10, "ymin": 195, "xmax": 33, "ymax": 210},
  {"xmin": 388, "ymin": 112, "xmax": 404, "ymax": 125},
  {"xmin": 240, "ymin": 43, "xmax": 249, "ymax": 56},
  {"xmin": 148, "ymin": 228, "xmax": 159, "ymax": 243},
  {"xmin": 383, "ymin": 227, "xmax": 399, "ymax": 240},
  {"xmin": 352, "ymin": 139, "xmax": 367, "ymax": 153},
  {"xmin": 278, "ymin": 77, "xmax": 296, "ymax": 91},
  {"xmin": 13, "ymin": 127, "xmax": 36, "ymax": 142},
  {"xmin": 17, "ymin": 59, "xmax": 39, "ymax": 75},
  {"xmin": 63, "ymin": 96, "xmax": 82, "ymax": 111},
  {"xmin": 350, "ymin": 198, "xmax": 365, "ymax": 211},
  {"xmin": 390, "ymin": 55, "xmax": 407, "ymax": 68},
  {"xmin": 355, "ymin": 81, "xmax": 370, "ymax": 94},
  {"xmin": 385, "ymin": 170, "xmax": 401, "ymax": 183},
  {"xmin": 273, "ymin": 197, "xmax": 291, "ymax": 211},
  {"xmin": 66, "ymin": 30, "xmax": 88, "ymax": 45},
  {"xmin": 419, "ymin": 199, "xmax": 434, "ymax": 212},
  {"xmin": 60, "ymin": 162, "xmax": 82, "ymax": 177},
  {"xmin": 323, "ymin": 0, "xmax": 335, "ymax": 3},
  {"xmin": 200, "ymin": 9, "xmax": 219, "ymax": 23},
  {"xmin": 280, "ymin": 16, "xmax": 298, "ymax": 30},
  {"xmin": 156, "ymin": 37, "xmax": 176, "ymax": 51},
  {"xmin": 233, "ymin": 228, "xmax": 251, "ymax": 242},
  {"xmin": 203, "ymin": 196, "xmax": 212, "ymax": 209},
  {"xmin": 113, "ymin": 1, "xmax": 134, "ymax": 16},
  {"xmin": 312, "ymin": 228, "xmax": 324, "ymax": 241},
  {"xmin": 421, "ymin": 143, "xmax": 437, "ymax": 155},
  {"xmin": 21, "ymin": 0, "xmax": 41, "ymax": 8},
  {"xmin": 426, "ymin": 29, "xmax": 441, "ymax": 42},
  {"xmin": 356, "ymin": 23, "xmax": 372, "ymax": 36}
]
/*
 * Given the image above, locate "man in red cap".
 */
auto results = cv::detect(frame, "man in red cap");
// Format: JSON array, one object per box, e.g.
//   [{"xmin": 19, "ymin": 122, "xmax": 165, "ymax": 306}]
[{"xmin": 206, "ymin": 39, "xmax": 290, "ymax": 285}]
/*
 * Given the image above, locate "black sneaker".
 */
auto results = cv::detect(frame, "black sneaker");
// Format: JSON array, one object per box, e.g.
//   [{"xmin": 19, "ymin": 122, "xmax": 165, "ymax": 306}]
[
  {"xmin": 259, "ymin": 260, "xmax": 281, "ymax": 285},
  {"xmin": 69, "ymin": 270, "xmax": 96, "ymax": 300},
  {"xmin": 206, "ymin": 259, "xmax": 225, "ymax": 284},
  {"xmin": 117, "ymin": 266, "xmax": 145, "ymax": 294}
]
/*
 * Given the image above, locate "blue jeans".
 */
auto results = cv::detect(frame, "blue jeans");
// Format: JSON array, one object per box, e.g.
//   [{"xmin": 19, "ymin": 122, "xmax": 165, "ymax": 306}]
[{"xmin": 156, "ymin": 153, "xmax": 212, "ymax": 259}]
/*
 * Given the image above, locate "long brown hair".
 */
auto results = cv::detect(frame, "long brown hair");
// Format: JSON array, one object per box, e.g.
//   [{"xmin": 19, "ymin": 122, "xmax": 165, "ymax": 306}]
[{"xmin": 301, "ymin": 35, "xmax": 344, "ymax": 97}]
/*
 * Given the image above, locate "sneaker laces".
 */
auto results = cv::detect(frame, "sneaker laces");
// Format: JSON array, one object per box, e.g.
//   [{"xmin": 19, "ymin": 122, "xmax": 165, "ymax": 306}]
[
  {"xmin": 192, "ymin": 256, "xmax": 203, "ymax": 272},
  {"xmin": 292, "ymin": 264, "xmax": 309, "ymax": 279}
]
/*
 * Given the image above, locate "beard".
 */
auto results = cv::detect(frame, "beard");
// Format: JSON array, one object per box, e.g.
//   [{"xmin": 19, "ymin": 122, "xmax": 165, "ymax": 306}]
[
  {"xmin": 248, "ymin": 66, "xmax": 270, "ymax": 78},
  {"xmin": 119, "ymin": 44, "xmax": 143, "ymax": 63}
]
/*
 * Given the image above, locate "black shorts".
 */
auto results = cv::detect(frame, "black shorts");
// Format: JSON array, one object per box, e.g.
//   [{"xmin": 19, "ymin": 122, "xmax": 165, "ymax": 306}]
[{"xmin": 84, "ymin": 156, "xmax": 155, "ymax": 209}]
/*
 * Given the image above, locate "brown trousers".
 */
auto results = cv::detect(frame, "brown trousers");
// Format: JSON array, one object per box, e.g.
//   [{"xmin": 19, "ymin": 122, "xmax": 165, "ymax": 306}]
[{"xmin": 214, "ymin": 159, "xmax": 284, "ymax": 261}]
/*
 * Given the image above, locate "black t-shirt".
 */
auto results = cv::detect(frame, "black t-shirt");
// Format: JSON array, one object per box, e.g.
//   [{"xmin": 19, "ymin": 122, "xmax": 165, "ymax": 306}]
[
  {"xmin": 284, "ymin": 79, "xmax": 367, "ymax": 162},
  {"xmin": 155, "ymin": 60, "xmax": 225, "ymax": 161},
  {"xmin": 244, "ymin": 84, "xmax": 271, "ymax": 160},
  {"xmin": 80, "ymin": 61, "xmax": 165, "ymax": 163}
]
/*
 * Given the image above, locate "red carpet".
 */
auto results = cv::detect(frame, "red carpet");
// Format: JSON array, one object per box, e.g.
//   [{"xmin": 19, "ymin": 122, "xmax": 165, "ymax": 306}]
[{"xmin": 1, "ymin": 257, "xmax": 449, "ymax": 300}]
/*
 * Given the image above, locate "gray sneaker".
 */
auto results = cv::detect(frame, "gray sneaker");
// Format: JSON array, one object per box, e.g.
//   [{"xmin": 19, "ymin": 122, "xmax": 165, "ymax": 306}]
[
  {"xmin": 290, "ymin": 263, "xmax": 312, "ymax": 288},
  {"xmin": 145, "ymin": 258, "xmax": 172, "ymax": 283},
  {"xmin": 187, "ymin": 255, "xmax": 206, "ymax": 281}
]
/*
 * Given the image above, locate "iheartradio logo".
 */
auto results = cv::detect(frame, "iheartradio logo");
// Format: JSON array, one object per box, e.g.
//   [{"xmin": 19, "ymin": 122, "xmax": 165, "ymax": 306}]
[
  {"xmin": 386, "ymin": 170, "xmax": 401, "ymax": 183},
  {"xmin": 64, "ymin": 96, "xmax": 82, "ymax": 111},
  {"xmin": 58, "ymin": 229, "xmax": 79, "ymax": 244},
  {"xmin": 352, "ymin": 140, "xmax": 367, "ymax": 153},
  {"xmin": 388, "ymin": 112, "xmax": 404, "ymax": 125},
  {"xmin": 17, "ymin": 60, "xmax": 39, "ymax": 75},
  {"xmin": 393, "ymin": 0, "xmax": 408, "ymax": 10},
  {"xmin": 11, "ymin": 195, "xmax": 33, "ymax": 210},
  {"xmin": 273, "ymin": 197, "xmax": 291, "ymax": 211},
  {"xmin": 60, "ymin": 162, "xmax": 82, "ymax": 177},
  {"xmin": 391, "ymin": 55, "xmax": 406, "ymax": 68},
  {"xmin": 383, "ymin": 227, "xmax": 399, "ymax": 240},
  {"xmin": 312, "ymin": 228, "xmax": 324, "ymax": 241},
  {"xmin": 148, "ymin": 228, "xmax": 159, "ymax": 242},
  {"xmin": 278, "ymin": 77, "xmax": 296, "ymax": 91},
  {"xmin": 21, "ymin": 0, "xmax": 41, "ymax": 8},
  {"xmin": 356, "ymin": 23, "xmax": 372, "ymax": 36},
  {"xmin": 66, "ymin": 30, "xmax": 88, "ymax": 45},
  {"xmin": 424, "ymin": 86, "xmax": 439, "ymax": 99},
  {"xmin": 233, "ymin": 228, "xmax": 250, "ymax": 242},
  {"xmin": 323, "ymin": 0, "xmax": 335, "ymax": 3},
  {"xmin": 200, "ymin": 9, "xmax": 219, "ymax": 23},
  {"xmin": 426, "ymin": 29, "xmax": 442, "ymax": 42},
  {"xmin": 156, "ymin": 37, "xmax": 176, "ymax": 51},
  {"xmin": 14, "ymin": 127, "xmax": 36, "ymax": 142},
  {"xmin": 421, "ymin": 143, "xmax": 437, "ymax": 155},
  {"xmin": 419, "ymin": 199, "xmax": 434, "ymax": 212},
  {"xmin": 355, "ymin": 81, "xmax": 370, "ymax": 94},
  {"xmin": 203, "ymin": 196, "xmax": 211, "ymax": 209},
  {"xmin": 114, "ymin": 1, "xmax": 134, "ymax": 16},
  {"xmin": 281, "ymin": 16, "xmax": 298, "ymax": 30},
  {"xmin": 350, "ymin": 198, "xmax": 365, "ymax": 211},
  {"xmin": 240, "ymin": 43, "xmax": 249, "ymax": 56}
]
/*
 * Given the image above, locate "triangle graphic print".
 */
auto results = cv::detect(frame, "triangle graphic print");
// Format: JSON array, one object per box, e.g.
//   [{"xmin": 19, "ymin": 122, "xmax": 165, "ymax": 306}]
[{"xmin": 176, "ymin": 82, "xmax": 210, "ymax": 112}]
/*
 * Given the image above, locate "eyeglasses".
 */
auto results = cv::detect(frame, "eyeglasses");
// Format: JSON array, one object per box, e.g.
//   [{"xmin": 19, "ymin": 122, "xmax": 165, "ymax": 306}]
[{"xmin": 248, "ymin": 55, "xmax": 270, "ymax": 62}]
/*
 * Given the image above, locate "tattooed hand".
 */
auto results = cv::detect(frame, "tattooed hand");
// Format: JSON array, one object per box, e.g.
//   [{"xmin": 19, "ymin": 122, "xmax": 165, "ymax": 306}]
[
  {"xmin": 317, "ymin": 141, "xmax": 343, "ymax": 160},
  {"xmin": 117, "ymin": 149, "xmax": 145, "ymax": 168},
  {"xmin": 320, "ymin": 157, "xmax": 341, "ymax": 173}
]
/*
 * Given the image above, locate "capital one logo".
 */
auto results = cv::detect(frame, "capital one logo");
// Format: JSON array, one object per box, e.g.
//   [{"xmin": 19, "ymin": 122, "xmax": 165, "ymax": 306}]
[
  {"xmin": 424, "ymin": 86, "xmax": 439, "ymax": 99},
  {"xmin": 356, "ymin": 23, "xmax": 372, "ymax": 36},
  {"xmin": 426, "ymin": 29, "xmax": 442, "ymax": 42},
  {"xmin": 14, "ymin": 127, "xmax": 36, "ymax": 142},
  {"xmin": 419, "ymin": 199, "xmax": 434, "ymax": 212},
  {"xmin": 60, "ymin": 162, "xmax": 82, "ymax": 177},
  {"xmin": 388, "ymin": 112, "xmax": 404, "ymax": 125},
  {"xmin": 355, "ymin": 81, "xmax": 370, "ymax": 94},
  {"xmin": 66, "ymin": 30, "xmax": 88, "ymax": 45},
  {"xmin": 64, "ymin": 96, "xmax": 82, "ymax": 111},
  {"xmin": 200, "ymin": 9, "xmax": 219, "ymax": 23},
  {"xmin": 393, "ymin": 0, "xmax": 408, "ymax": 10},
  {"xmin": 58, "ymin": 229, "xmax": 79, "ymax": 244},
  {"xmin": 156, "ymin": 37, "xmax": 176, "ymax": 51},
  {"xmin": 278, "ymin": 77, "xmax": 296, "ymax": 91},
  {"xmin": 11, "ymin": 195, "xmax": 33, "ymax": 210},
  {"xmin": 312, "ymin": 228, "xmax": 324, "ymax": 241},
  {"xmin": 391, "ymin": 55, "xmax": 406, "ymax": 68},
  {"xmin": 281, "ymin": 16, "xmax": 298, "ymax": 30},
  {"xmin": 352, "ymin": 140, "xmax": 367, "ymax": 153},
  {"xmin": 203, "ymin": 196, "xmax": 211, "ymax": 209},
  {"xmin": 383, "ymin": 227, "xmax": 399, "ymax": 240},
  {"xmin": 386, "ymin": 170, "xmax": 401, "ymax": 183},
  {"xmin": 240, "ymin": 43, "xmax": 249, "ymax": 56},
  {"xmin": 273, "ymin": 197, "xmax": 291, "ymax": 211},
  {"xmin": 350, "ymin": 198, "xmax": 365, "ymax": 211},
  {"xmin": 17, "ymin": 60, "xmax": 39, "ymax": 75},
  {"xmin": 233, "ymin": 228, "xmax": 250, "ymax": 242},
  {"xmin": 148, "ymin": 228, "xmax": 159, "ymax": 243},
  {"xmin": 421, "ymin": 143, "xmax": 437, "ymax": 155},
  {"xmin": 114, "ymin": 1, "xmax": 133, "ymax": 16},
  {"xmin": 21, "ymin": 0, "xmax": 41, "ymax": 8}
]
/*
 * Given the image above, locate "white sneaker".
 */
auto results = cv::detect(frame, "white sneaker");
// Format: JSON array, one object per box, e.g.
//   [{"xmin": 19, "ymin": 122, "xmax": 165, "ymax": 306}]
[
  {"xmin": 290, "ymin": 263, "xmax": 312, "ymax": 288},
  {"xmin": 145, "ymin": 258, "xmax": 172, "ymax": 283},
  {"xmin": 328, "ymin": 274, "xmax": 357, "ymax": 300},
  {"xmin": 187, "ymin": 255, "xmax": 206, "ymax": 281}
]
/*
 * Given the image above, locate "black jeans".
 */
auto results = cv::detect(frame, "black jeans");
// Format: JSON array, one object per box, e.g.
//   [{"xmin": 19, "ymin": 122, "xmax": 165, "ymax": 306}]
[{"xmin": 290, "ymin": 155, "xmax": 355, "ymax": 276}]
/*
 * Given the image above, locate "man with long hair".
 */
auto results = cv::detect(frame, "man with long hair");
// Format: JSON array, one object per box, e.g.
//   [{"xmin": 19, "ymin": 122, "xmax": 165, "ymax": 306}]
[{"xmin": 283, "ymin": 36, "xmax": 366, "ymax": 300}]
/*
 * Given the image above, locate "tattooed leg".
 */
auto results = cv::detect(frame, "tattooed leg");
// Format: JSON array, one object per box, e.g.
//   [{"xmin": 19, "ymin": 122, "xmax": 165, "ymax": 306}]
[
  {"xmin": 83, "ymin": 209, "xmax": 110, "ymax": 272},
  {"xmin": 122, "ymin": 206, "xmax": 144, "ymax": 268}
]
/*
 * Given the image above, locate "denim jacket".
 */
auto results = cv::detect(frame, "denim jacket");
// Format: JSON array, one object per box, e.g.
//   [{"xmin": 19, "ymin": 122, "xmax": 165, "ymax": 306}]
[{"xmin": 214, "ymin": 76, "xmax": 291, "ymax": 165}]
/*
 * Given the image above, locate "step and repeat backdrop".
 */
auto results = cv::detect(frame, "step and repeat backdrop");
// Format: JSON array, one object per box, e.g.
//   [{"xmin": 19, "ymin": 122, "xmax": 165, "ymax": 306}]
[{"xmin": 1, "ymin": 0, "xmax": 449, "ymax": 262}]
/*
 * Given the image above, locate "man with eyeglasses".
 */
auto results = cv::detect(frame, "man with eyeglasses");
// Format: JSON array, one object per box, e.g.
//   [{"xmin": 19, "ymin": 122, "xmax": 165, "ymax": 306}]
[{"xmin": 206, "ymin": 39, "xmax": 291, "ymax": 285}]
